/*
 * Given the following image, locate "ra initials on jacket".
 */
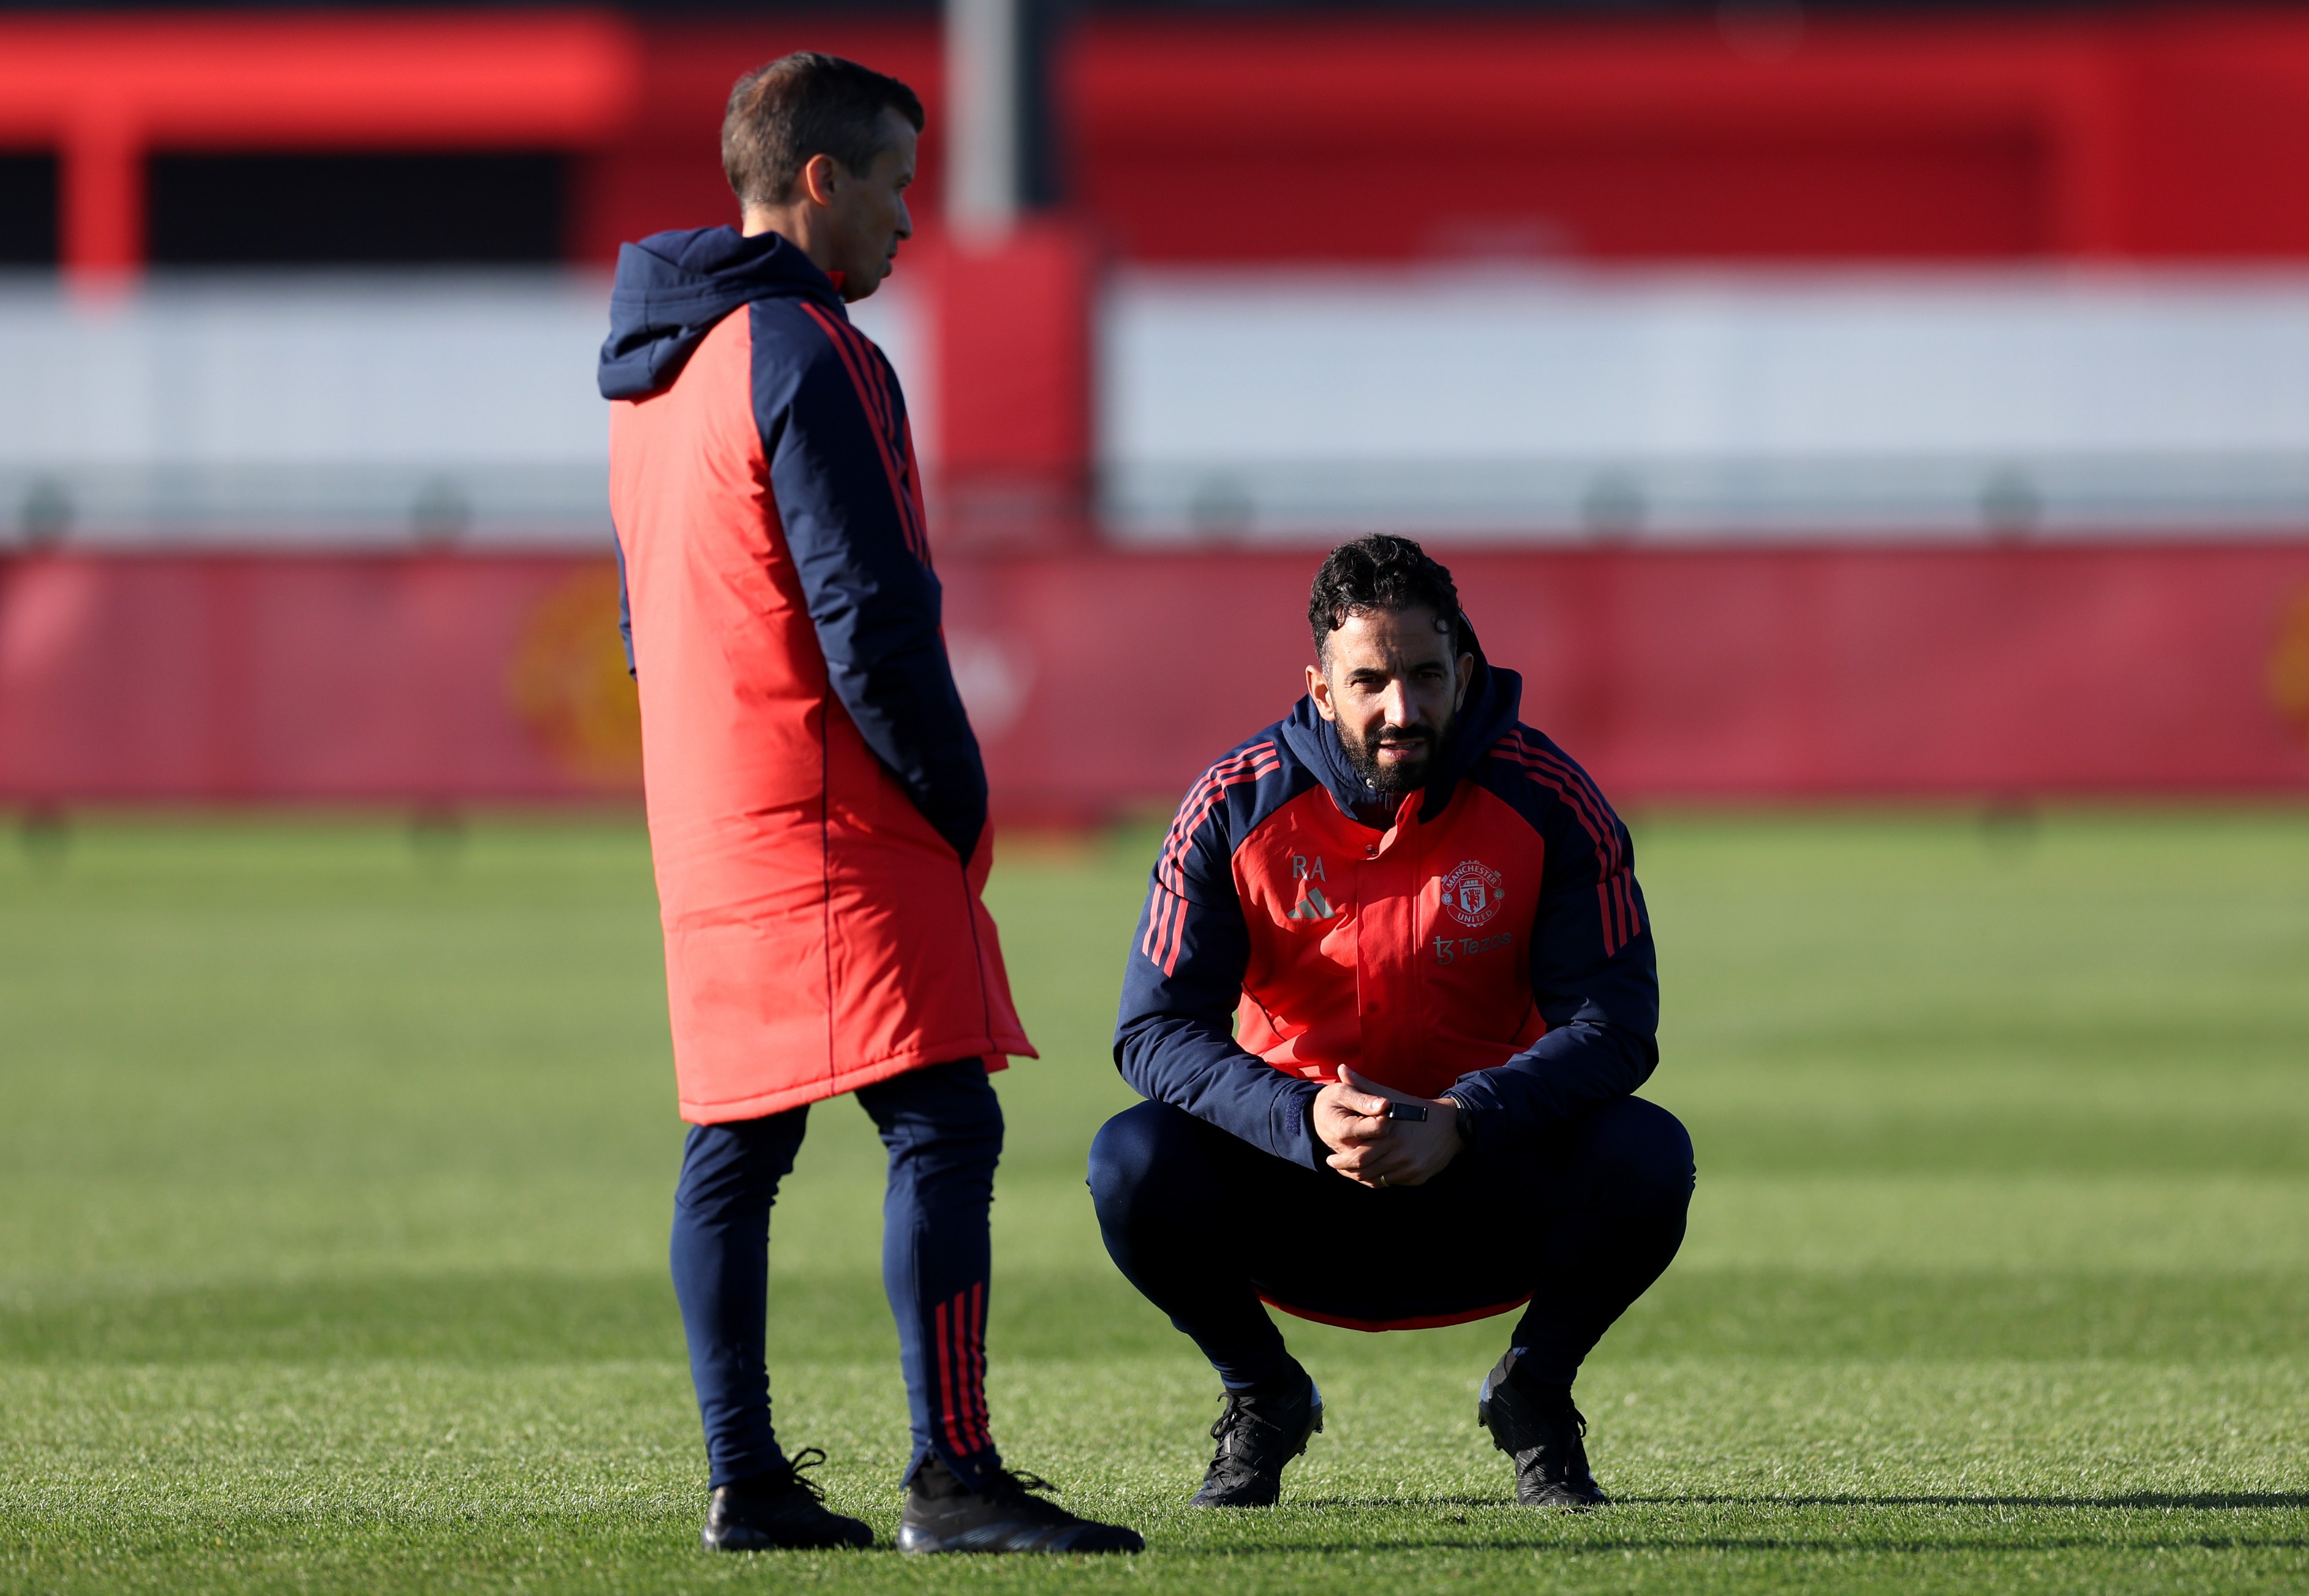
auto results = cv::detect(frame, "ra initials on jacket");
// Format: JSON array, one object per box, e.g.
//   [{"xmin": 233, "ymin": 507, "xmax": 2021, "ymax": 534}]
[
  {"xmin": 1286, "ymin": 854, "xmax": 1338, "ymax": 920},
  {"xmin": 1230, "ymin": 783, "xmax": 1550, "ymax": 1099}
]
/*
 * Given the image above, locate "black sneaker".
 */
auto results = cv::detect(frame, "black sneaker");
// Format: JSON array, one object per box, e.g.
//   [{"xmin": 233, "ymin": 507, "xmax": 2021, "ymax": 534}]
[
  {"xmin": 1477, "ymin": 1351, "xmax": 1608, "ymax": 1510},
  {"xmin": 700, "ymin": 1448, "xmax": 876, "ymax": 1550},
  {"xmin": 897, "ymin": 1456, "xmax": 1145, "ymax": 1553},
  {"xmin": 1191, "ymin": 1360, "xmax": 1323, "ymax": 1508}
]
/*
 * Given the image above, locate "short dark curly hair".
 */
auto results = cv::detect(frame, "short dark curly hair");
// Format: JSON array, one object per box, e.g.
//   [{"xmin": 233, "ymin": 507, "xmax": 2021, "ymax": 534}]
[
  {"xmin": 723, "ymin": 53, "xmax": 924, "ymax": 210},
  {"xmin": 1307, "ymin": 535, "xmax": 1466, "ymax": 664}
]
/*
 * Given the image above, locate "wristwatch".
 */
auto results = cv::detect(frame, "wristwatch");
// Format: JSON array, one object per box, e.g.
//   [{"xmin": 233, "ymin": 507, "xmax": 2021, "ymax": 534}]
[{"xmin": 1439, "ymin": 1095, "xmax": 1471, "ymax": 1149}]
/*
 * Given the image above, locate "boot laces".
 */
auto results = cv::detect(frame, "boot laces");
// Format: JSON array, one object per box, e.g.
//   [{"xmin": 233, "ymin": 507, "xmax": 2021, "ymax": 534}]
[
  {"xmin": 772, "ymin": 1447, "xmax": 831, "ymax": 1505},
  {"xmin": 983, "ymin": 1466, "xmax": 1083, "ymax": 1527},
  {"xmin": 990, "ymin": 1467, "xmax": 1056, "ymax": 1500},
  {"xmin": 1210, "ymin": 1390, "xmax": 1296, "ymax": 1444},
  {"xmin": 1209, "ymin": 1392, "xmax": 1245, "ymax": 1446},
  {"xmin": 1207, "ymin": 1389, "xmax": 1304, "ymax": 1482}
]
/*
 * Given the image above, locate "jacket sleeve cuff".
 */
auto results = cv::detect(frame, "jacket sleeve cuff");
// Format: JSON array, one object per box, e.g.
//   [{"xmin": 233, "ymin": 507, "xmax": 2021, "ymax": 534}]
[
  {"xmin": 1442, "ymin": 1075, "xmax": 1512, "ymax": 1162},
  {"xmin": 1273, "ymin": 1080, "xmax": 1324, "ymax": 1169}
]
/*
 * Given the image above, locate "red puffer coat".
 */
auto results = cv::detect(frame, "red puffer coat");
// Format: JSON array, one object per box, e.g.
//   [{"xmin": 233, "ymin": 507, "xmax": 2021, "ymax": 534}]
[{"xmin": 601, "ymin": 227, "xmax": 1032, "ymax": 1123}]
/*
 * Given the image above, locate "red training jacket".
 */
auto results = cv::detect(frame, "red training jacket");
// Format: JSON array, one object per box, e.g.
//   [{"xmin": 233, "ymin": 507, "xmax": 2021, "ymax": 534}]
[
  {"xmin": 1114, "ymin": 648, "xmax": 1658, "ymax": 1172},
  {"xmin": 601, "ymin": 227, "xmax": 1032, "ymax": 1124}
]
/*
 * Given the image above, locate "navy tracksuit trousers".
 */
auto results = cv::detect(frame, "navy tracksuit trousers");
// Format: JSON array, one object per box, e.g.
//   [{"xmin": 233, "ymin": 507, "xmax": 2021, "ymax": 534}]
[
  {"xmin": 669, "ymin": 1057, "xmax": 1003, "ymax": 1492},
  {"xmin": 1088, "ymin": 1094, "xmax": 1692, "ymax": 1390}
]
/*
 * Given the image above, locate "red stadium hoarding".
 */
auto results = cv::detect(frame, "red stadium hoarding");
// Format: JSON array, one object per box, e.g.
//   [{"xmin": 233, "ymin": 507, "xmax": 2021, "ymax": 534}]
[
  {"xmin": 584, "ymin": 4, "xmax": 2309, "ymax": 270},
  {"xmin": 950, "ymin": 546, "xmax": 2309, "ymax": 817},
  {"xmin": 5, "ymin": 547, "xmax": 2306, "ymax": 815},
  {"xmin": 18, "ymin": 5, "xmax": 2309, "ymax": 278},
  {"xmin": 0, "ymin": 11, "xmax": 640, "ymax": 279},
  {"xmin": 0, "ymin": 555, "xmax": 637, "ymax": 803}
]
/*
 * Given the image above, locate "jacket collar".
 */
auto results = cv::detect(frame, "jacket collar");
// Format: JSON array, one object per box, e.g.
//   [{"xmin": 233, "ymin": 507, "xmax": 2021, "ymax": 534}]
[{"xmin": 598, "ymin": 226, "xmax": 846, "ymax": 401}]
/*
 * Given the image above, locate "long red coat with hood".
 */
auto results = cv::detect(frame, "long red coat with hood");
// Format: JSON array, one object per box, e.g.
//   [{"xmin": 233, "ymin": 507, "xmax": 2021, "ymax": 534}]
[{"xmin": 599, "ymin": 226, "xmax": 1032, "ymax": 1124}]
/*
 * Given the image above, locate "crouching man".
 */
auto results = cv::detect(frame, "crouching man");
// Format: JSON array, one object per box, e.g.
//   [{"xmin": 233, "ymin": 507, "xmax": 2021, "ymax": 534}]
[{"xmin": 1090, "ymin": 535, "xmax": 1694, "ymax": 1511}]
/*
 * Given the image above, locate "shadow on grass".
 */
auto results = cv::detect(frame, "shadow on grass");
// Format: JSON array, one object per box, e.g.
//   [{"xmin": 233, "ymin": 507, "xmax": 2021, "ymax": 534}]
[
  {"xmin": 1251, "ymin": 1492, "xmax": 2309, "ymax": 1553},
  {"xmin": 1295, "ymin": 1491, "xmax": 2309, "ymax": 1513},
  {"xmin": 1617, "ymin": 1492, "xmax": 2309, "ymax": 1512},
  {"xmin": 1193, "ymin": 1538, "xmax": 2309, "ymax": 1558},
  {"xmin": 9, "ymin": 1501, "xmax": 2306, "ymax": 1567}
]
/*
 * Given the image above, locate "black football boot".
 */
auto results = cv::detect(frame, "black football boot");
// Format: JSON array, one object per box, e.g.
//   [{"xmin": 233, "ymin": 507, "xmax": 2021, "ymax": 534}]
[
  {"xmin": 897, "ymin": 1456, "xmax": 1145, "ymax": 1553},
  {"xmin": 1476, "ymin": 1350, "xmax": 1608, "ymax": 1510},
  {"xmin": 1191, "ymin": 1359, "xmax": 1323, "ymax": 1508},
  {"xmin": 700, "ymin": 1448, "xmax": 876, "ymax": 1550}
]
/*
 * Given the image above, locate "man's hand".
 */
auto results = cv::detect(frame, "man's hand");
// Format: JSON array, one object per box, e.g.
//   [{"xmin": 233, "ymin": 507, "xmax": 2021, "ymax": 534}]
[{"xmin": 1313, "ymin": 1066, "xmax": 1464, "ymax": 1190}]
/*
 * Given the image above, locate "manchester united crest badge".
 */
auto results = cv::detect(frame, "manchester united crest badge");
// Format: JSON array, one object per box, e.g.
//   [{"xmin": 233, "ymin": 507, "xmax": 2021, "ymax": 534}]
[{"xmin": 1440, "ymin": 859, "xmax": 1504, "ymax": 929}]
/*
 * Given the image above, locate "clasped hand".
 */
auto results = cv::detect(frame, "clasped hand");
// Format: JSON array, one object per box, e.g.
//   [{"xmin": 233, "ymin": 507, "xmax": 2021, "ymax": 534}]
[{"xmin": 1313, "ymin": 1066, "xmax": 1464, "ymax": 1190}]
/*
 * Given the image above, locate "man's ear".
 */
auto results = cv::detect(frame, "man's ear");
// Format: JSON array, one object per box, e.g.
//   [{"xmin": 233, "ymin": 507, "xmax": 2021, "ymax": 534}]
[
  {"xmin": 1306, "ymin": 662, "xmax": 1338, "ymax": 722},
  {"xmin": 1454, "ymin": 651, "xmax": 1474, "ymax": 711},
  {"xmin": 799, "ymin": 152, "xmax": 843, "ymax": 208}
]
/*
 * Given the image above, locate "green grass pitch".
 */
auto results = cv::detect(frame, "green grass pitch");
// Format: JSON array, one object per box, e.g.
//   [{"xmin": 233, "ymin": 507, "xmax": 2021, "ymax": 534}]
[{"xmin": 2, "ymin": 808, "xmax": 2305, "ymax": 1593}]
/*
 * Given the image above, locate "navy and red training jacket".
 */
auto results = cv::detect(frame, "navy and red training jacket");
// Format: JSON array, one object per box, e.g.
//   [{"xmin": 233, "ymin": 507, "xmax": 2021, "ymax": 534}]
[
  {"xmin": 599, "ymin": 225, "xmax": 988, "ymax": 862},
  {"xmin": 598, "ymin": 225, "xmax": 1030, "ymax": 1124},
  {"xmin": 1113, "ymin": 648, "xmax": 1660, "ymax": 1171}
]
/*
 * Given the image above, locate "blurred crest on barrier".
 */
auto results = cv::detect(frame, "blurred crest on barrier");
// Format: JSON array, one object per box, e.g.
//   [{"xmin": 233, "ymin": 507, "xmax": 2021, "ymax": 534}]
[
  {"xmin": 503, "ymin": 564, "xmax": 641, "ymax": 790},
  {"xmin": 2269, "ymin": 586, "xmax": 2309, "ymax": 750}
]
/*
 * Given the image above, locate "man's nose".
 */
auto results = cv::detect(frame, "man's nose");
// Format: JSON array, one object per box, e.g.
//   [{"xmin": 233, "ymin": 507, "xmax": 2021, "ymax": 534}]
[
  {"xmin": 895, "ymin": 197, "xmax": 913, "ymax": 240},
  {"xmin": 1377, "ymin": 681, "xmax": 1414, "ymax": 726}
]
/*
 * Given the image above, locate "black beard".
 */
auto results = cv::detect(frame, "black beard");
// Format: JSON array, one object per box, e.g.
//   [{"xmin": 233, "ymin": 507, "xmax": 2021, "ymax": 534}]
[{"xmin": 1337, "ymin": 722, "xmax": 1441, "ymax": 794}]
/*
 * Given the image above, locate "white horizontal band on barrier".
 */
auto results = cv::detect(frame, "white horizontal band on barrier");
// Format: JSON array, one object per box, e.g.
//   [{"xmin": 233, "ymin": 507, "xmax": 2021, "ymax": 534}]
[
  {"xmin": 1100, "ymin": 266, "xmax": 2309, "ymax": 542},
  {"xmin": 1099, "ymin": 454, "xmax": 2309, "ymax": 544},
  {"xmin": 11, "ymin": 267, "xmax": 2309, "ymax": 545},
  {"xmin": 0, "ymin": 462, "xmax": 614, "ymax": 547},
  {"xmin": 0, "ymin": 271, "xmax": 925, "ymax": 550}
]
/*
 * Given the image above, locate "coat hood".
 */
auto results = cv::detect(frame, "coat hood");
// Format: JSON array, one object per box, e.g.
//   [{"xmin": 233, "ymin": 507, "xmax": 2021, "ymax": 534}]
[
  {"xmin": 1279, "ymin": 615, "xmax": 1522, "ymax": 827},
  {"xmin": 597, "ymin": 226, "xmax": 845, "ymax": 401}
]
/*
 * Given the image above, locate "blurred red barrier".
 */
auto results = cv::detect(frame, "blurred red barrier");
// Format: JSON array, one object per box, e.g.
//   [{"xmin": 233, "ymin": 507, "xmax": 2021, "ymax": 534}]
[
  {"xmin": 3, "ymin": 546, "xmax": 2307, "ymax": 813},
  {"xmin": 947, "ymin": 545, "xmax": 2309, "ymax": 820},
  {"xmin": 0, "ymin": 554, "xmax": 636, "ymax": 803}
]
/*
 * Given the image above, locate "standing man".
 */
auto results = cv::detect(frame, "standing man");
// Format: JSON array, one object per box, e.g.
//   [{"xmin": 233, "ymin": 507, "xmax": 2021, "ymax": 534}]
[
  {"xmin": 599, "ymin": 53, "xmax": 1140, "ymax": 1556},
  {"xmin": 1090, "ymin": 535, "xmax": 1693, "ymax": 1511}
]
